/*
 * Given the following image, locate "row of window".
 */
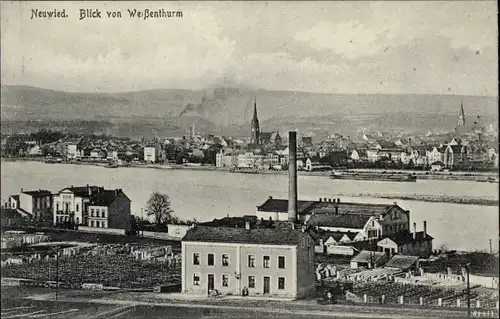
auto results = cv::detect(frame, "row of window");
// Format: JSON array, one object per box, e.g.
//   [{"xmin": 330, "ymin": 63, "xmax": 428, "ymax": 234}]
[
  {"xmin": 193, "ymin": 274, "xmax": 286, "ymax": 290},
  {"xmin": 90, "ymin": 220, "xmax": 106, "ymax": 228},
  {"xmin": 90, "ymin": 208, "xmax": 106, "ymax": 218},
  {"xmin": 55, "ymin": 203, "xmax": 80, "ymax": 212},
  {"xmin": 55, "ymin": 216, "xmax": 79, "ymax": 224},
  {"xmin": 193, "ymin": 253, "xmax": 286, "ymax": 269}
]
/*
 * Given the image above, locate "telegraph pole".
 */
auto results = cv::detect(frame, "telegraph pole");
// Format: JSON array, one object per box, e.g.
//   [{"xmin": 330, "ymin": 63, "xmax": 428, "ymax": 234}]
[
  {"xmin": 489, "ymin": 239, "xmax": 492, "ymax": 255},
  {"xmin": 55, "ymin": 247, "xmax": 59, "ymax": 301},
  {"xmin": 466, "ymin": 263, "xmax": 471, "ymax": 318}
]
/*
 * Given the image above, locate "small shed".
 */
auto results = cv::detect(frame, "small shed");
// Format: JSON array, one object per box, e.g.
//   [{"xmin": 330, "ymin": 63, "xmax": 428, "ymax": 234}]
[
  {"xmin": 350, "ymin": 250, "xmax": 387, "ymax": 269},
  {"xmin": 385, "ymin": 255, "xmax": 419, "ymax": 272}
]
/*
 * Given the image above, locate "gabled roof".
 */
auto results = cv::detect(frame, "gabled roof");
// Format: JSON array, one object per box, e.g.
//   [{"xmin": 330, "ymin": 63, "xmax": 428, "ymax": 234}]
[
  {"xmin": 379, "ymin": 230, "xmax": 433, "ymax": 246},
  {"xmin": 385, "ymin": 255, "xmax": 419, "ymax": 270},
  {"xmin": 9, "ymin": 195, "xmax": 19, "ymax": 202},
  {"xmin": 21, "ymin": 189, "xmax": 52, "ymax": 197},
  {"xmin": 351, "ymin": 250, "xmax": 386, "ymax": 263},
  {"xmin": 88, "ymin": 189, "xmax": 128, "ymax": 207},
  {"xmin": 58, "ymin": 185, "xmax": 101, "ymax": 198},
  {"xmin": 307, "ymin": 213, "xmax": 372, "ymax": 229},
  {"xmin": 182, "ymin": 226, "xmax": 309, "ymax": 246}
]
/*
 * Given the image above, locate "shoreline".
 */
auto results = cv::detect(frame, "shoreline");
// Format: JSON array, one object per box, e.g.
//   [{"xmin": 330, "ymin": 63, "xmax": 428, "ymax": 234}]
[{"xmin": 2, "ymin": 157, "xmax": 498, "ymax": 181}]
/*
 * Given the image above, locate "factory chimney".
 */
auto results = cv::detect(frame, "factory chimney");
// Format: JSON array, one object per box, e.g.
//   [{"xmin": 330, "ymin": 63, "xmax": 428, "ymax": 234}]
[
  {"xmin": 413, "ymin": 223, "xmax": 417, "ymax": 240},
  {"xmin": 288, "ymin": 131, "xmax": 298, "ymax": 222},
  {"xmin": 423, "ymin": 221, "xmax": 427, "ymax": 239}
]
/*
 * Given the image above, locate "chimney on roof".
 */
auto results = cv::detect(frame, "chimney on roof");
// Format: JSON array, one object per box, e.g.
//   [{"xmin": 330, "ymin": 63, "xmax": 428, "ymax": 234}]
[
  {"xmin": 71, "ymin": 185, "xmax": 74, "ymax": 188},
  {"xmin": 288, "ymin": 131, "xmax": 298, "ymax": 222},
  {"xmin": 245, "ymin": 221, "xmax": 250, "ymax": 230},
  {"xmin": 88, "ymin": 186, "xmax": 91, "ymax": 196},
  {"xmin": 423, "ymin": 221, "xmax": 427, "ymax": 239},
  {"xmin": 323, "ymin": 197, "xmax": 327, "ymax": 202},
  {"xmin": 268, "ymin": 196, "xmax": 273, "ymax": 199},
  {"xmin": 319, "ymin": 198, "xmax": 322, "ymax": 202},
  {"xmin": 337, "ymin": 198, "xmax": 340, "ymax": 203},
  {"xmin": 413, "ymin": 223, "xmax": 417, "ymax": 240},
  {"xmin": 21, "ymin": 188, "xmax": 23, "ymax": 192},
  {"xmin": 115, "ymin": 189, "xmax": 118, "ymax": 196},
  {"xmin": 393, "ymin": 202, "xmax": 397, "ymax": 205}
]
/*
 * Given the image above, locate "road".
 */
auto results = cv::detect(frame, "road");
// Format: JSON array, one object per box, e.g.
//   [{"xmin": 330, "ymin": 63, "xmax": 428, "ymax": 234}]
[{"xmin": 1, "ymin": 287, "xmax": 473, "ymax": 319}]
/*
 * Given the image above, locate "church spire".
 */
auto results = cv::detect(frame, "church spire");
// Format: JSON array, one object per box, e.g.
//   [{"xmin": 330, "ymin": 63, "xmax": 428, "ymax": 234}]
[
  {"xmin": 250, "ymin": 97, "xmax": 260, "ymax": 145},
  {"xmin": 458, "ymin": 100, "xmax": 466, "ymax": 127}
]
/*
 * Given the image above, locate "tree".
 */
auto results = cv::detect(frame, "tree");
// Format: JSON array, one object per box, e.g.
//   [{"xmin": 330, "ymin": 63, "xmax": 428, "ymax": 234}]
[{"xmin": 146, "ymin": 192, "xmax": 174, "ymax": 226}]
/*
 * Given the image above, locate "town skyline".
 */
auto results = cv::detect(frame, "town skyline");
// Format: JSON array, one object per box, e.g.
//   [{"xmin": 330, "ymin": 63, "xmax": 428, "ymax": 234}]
[{"xmin": 1, "ymin": 1, "xmax": 497, "ymax": 96}]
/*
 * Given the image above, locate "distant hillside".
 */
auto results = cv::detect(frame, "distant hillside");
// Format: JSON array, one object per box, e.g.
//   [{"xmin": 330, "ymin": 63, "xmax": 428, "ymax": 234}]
[{"xmin": 1, "ymin": 85, "xmax": 497, "ymax": 138}]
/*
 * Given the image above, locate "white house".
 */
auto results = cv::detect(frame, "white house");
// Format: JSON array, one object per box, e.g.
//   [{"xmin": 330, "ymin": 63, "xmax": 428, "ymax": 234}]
[{"xmin": 144, "ymin": 145, "xmax": 158, "ymax": 163}]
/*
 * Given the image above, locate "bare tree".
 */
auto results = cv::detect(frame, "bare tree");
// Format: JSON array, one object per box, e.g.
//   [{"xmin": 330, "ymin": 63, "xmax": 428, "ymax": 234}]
[{"xmin": 146, "ymin": 192, "xmax": 174, "ymax": 226}]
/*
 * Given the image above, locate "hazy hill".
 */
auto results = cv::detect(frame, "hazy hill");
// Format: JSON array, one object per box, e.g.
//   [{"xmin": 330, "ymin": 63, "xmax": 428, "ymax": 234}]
[{"xmin": 1, "ymin": 85, "xmax": 497, "ymax": 138}]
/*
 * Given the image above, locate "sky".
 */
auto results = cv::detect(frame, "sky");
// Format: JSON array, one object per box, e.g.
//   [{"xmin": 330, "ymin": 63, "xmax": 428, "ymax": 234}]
[{"xmin": 1, "ymin": 1, "xmax": 498, "ymax": 95}]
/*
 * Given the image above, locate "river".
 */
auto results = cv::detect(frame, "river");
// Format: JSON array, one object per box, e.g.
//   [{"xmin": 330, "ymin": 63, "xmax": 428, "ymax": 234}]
[{"xmin": 1, "ymin": 161, "xmax": 498, "ymax": 252}]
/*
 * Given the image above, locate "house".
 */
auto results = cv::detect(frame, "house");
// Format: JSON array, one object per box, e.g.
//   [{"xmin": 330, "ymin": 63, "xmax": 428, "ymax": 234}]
[
  {"xmin": 305, "ymin": 157, "xmax": 331, "ymax": 171},
  {"xmin": 384, "ymin": 255, "xmax": 420, "ymax": 272},
  {"xmin": 376, "ymin": 222, "xmax": 433, "ymax": 258},
  {"xmin": 350, "ymin": 150, "xmax": 368, "ymax": 162},
  {"xmin": 430, "ymin": 161, "xmax": 445, "ymax": 171},
  {"xmin": 66, "ymin": 139, "xmax": 82, "ymax": 160},
  {"xmin": 350, "ymin": 250, "xmax": 388, "ymax": 269},
  {"xmin": 87, "ymin": 189, "xmax": 131, "ymax": 229},
  {"xmin": 19, "ymin": 189, "xmax": 52, "ymax": 219},
  {"xmin": 366, "ymin": 149, "xmax": 379, "ymax": 162},
  {"xmin": 52, "ymin": 185, "xmax": 102, "ymax": 225},
  {"xmin": 7, "ymin": 195, "xmax": 19, "ymax": 210},
  {"xmin": 181, "ymin": 225, "xmax": 315, "ymax": 299},
  {"xmin": 443, "ymin": 144, "xmax": 468, "ymax": 168},
  {"xmin": 27, "ymin": 145, "xmax": 42, "ymax": 156},
  {"xmin": 257, "ymin": 198, "xmax": 410, "ymax": 240},
  {"xmin": 305, "ymin": 200, "xmax": 410, "ymax": 240},
  {"xmin": 144, "ymin": 145, "xmax": 158, "ymax": 163},
  {"xmin": 426, "ymin": 146, "xmax": 445, "ymax": 165},
  {"xmin": 90, "ymin": 148, "xmax": 106, "ymax": 160}
]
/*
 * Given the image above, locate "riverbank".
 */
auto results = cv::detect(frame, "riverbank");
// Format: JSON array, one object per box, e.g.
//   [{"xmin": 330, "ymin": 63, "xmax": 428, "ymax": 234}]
[
  {"xmin": 2, "ymin": 157, "xmax": 498, "ymax": 181},
  {"xmin": 334, "ymin": 192, "xmax": 498, "ymax": 207}
]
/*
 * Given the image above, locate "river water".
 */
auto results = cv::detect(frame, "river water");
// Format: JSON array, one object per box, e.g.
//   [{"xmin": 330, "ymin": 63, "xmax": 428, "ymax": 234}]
[{"xmin": 1, "ymin": 161, "xmax": 498, "ymax": 252}]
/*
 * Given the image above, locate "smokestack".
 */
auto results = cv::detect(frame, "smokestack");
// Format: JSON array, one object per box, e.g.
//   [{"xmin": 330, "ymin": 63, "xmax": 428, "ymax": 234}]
[
  {"xmin": 423, "ymin": 221, "xmax": 427, "ymax": 238},
  {"xmin": 413, "ymin": 223, "xmax": 417, "ymax": 240},
  {"xmin": 288, "ymin": 131, "xmax": 298, "ymax": 221}
]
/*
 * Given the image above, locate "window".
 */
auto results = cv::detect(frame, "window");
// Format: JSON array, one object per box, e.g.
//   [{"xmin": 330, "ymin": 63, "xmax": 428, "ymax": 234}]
[
  {"xmin": 96, "ymin": 221, "xmax": 100, "ymax": 228},
  {"xmin": 207, "ymin": 253, "xmax": 214, "ymax": 266},
  {"xmin": 222, "ymin": 275, "xmax": 229, "ymax": 287},
  {"xmin": 56, "ymin": 203, "xmax": 60, "ymax": 211},
  {"xmin": 101, "ymin": 210, "xmax": 105, "ymax": 218},
  {"xmin": 91, "ymin": 221, "xmax": 95, "ymax": 227},
  {"xmin": 222, "ymin": 254, "xmax": 229, "ymax": 266},
  {"xmin": 76, "ymin": 204, "xmax": 79, "ymax": 212},
  {"xmin": 278, "ymin": 256, "xmax": 285, "ymax": 269},
  {"xmin": 193, "ymin": 253, "xmax": 200, "ymax": 265},
  {"xmin": 278, "ymin": 277, "xmax": 285, "ymax": 290},
  {"xmin": 102, "ymin": 222, "xmax": 106, "ymax": 228},
  {"xmin": 263, "ymin": 256, "xmax": 270, "ymax": 268},
  {"xmin": 248, "ymin": 276, "xmax": 255, "ymax": 288},
  {"xmin": 248, "ymin": 255, "xmax": 255, "ymax": 267},
  {"xmin": 193, "ymin": 273, "xmax": 200, "ymax": 286},
  {"xmin": 91, "ymin": 209, "xmax": 94, "ymax": 217},
  {"xmin": 76, "ymin": 217, "xmax": 80, "ymax": 224}
]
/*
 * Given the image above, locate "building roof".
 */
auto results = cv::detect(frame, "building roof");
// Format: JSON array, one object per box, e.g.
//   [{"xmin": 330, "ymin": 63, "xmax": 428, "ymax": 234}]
[
  {"xmin": 9, "ymin": 195, "xmax": 19, "ymax": 202},
  {"xmin": 182, "ymin": 226, "xmax": 308, "ymax": 246},
  {"xmin": 379, "ymin": 230, "xmax": 433, "ymax": 246},
  {"xmin": 88, "ymin": 189, "xmax": 127, "ymax": 207},
  {"xmin": 385, "ymin": 255, "xmax": 419, "ymax": 270},
  {"xmin": 307, "ymin": 213, "xmax": 372, "ymax": 229},
  {"xmin": 351, "ymin": 250, "xmax": 386, "ymax": 263},
  {"xmin": 258, "ymin": 198, "xmax": 405, "ymax": 218},
  {"xmin": 58, "ymin": 185, "xmax": 102, "ymax": 197},
  {"xmin": 21, "ymin": 189, "xmax": 52, "ymax": 197}
]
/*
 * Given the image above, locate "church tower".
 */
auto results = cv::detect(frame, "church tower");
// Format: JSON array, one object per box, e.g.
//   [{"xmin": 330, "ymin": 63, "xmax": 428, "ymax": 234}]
[
  {"xmin": 250, "ymin": 97, "xmax": 260, "ymax": 145},
  {"xmin": 457, "ymin": 100, "xmax": 466, "ymax": 127}
]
